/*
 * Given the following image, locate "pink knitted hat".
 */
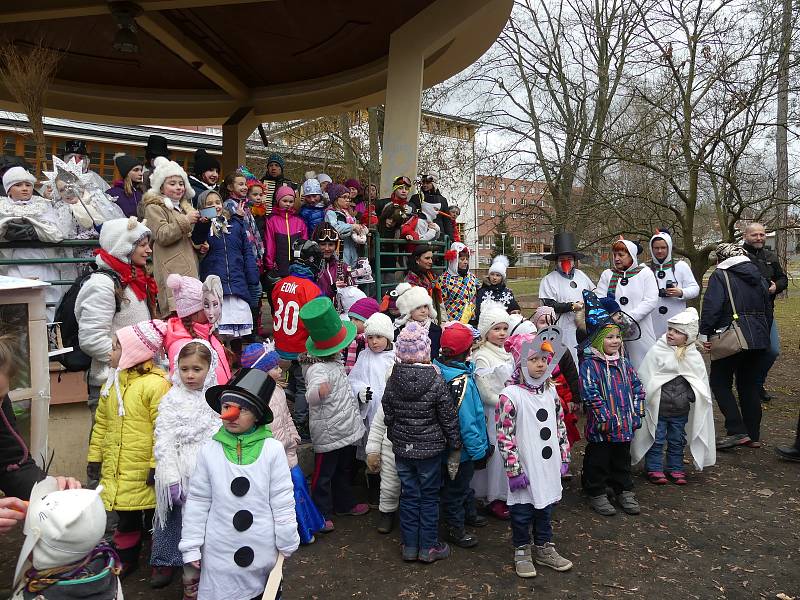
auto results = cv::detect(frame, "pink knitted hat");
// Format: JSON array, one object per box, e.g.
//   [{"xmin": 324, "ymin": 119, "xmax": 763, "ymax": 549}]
[
  {"xmin": 117, "ymin": 319, "xmax": 167, "ymax": 370},
  {"xmin": 275, "ymin": 185, "xmax": 295, "ymax": 204},
  {"xmin": 395, "ymin": 322, "xmax": 431, "ymax": 363},
  {"xmin": 166, "ymin": 274, "xmax": 204, "ymax": 318}
]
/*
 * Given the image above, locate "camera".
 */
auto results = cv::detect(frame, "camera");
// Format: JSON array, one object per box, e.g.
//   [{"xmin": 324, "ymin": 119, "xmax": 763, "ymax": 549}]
[{"xmin": 658, "ymin": 281, "xmax": 677, "ymax": 297}]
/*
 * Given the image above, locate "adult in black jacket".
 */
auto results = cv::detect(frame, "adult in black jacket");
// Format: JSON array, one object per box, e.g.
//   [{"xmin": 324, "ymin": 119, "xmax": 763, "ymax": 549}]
[
  {"xmin": 699, "ymin": 243, "xmax": 772, "ymax": 450},
  {"xmin": 742, "ymin": 222, "xmax": 787, "ymax": 401},
  {"xmin": 409, "ymin": 175, "xmax": 454, "ymax": 242}
]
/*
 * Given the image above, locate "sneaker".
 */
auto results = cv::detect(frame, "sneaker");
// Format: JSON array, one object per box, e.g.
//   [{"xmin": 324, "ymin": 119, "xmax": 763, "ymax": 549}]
[
  {"xmin": 303, "ymin": 535, "xmax": 316, "ymax": 544},
  {"xmin": 745, "ymin": 440, "xmax": 762, "ymax": 448},
  {"xmin": 514, "ymin": 545, "xmax": 537, "ymax": 578},
  {"xmin": 647, "ymin": 471, "xmax": 668, "ymax": 485},
  {"xmin": 488, "ymin": 500, "xmax": 510, "ymax": 521},
  {"xmin": 465, "ymin": 513, "xmax": 489, "ymax": 528},
  {"xmin": 444, "ymin": 525, "xmax": 478, "ymax": 548},
  {"xmin": 617, "ymin": 491, "xmax": 641, "ymax": 515},
  {"xmin": 589, "ymin": 494, "xmax": 617, "ymax": 516},
  {"xmin": 533, "ymin": 542, "xmax": 573, "ymax": 571},
  {"xmin": 401, "ymin": 545, "xmax": 419, "ymax": 562},
  {"xmin": 150, "ymin": 566, "xmax": 175, "ymax": 589},
  {"xmin": 667, "ymin": 471, "xmax": 687, "ymax": 485},
  {"xmin": 418, "ymin": 542, "xmax": 450, "ymax": 563},
  {"xmin": 336, "ymin": 503, "xmax": 370, "ymax": 516},
  {"xmin": 320, "ymin": 520, "xmax": 335, "ymax": 533},
  {"xmin": 716, "ymin": 433, "xmax": 750, "ymax": 450},
  {"xmin": 377, "ymin": 511, "xmax": 395, "ymax": 534}
]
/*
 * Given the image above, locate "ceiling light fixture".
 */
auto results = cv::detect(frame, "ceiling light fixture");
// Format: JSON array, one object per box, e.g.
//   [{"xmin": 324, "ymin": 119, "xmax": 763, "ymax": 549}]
[{"xmin": 109, "ymin": 1, "xmax": 143, "ymax": 54}]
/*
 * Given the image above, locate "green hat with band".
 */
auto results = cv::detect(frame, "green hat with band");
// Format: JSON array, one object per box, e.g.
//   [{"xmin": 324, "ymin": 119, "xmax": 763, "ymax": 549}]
[{"xmin": 299, "ymin": 296, "xmax": 357, "ymax": 357}]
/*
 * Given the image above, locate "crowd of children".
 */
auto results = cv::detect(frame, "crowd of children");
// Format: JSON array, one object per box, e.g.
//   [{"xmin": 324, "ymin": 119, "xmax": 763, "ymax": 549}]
[{"xmin": 0, "ymin": 145, "xmax": 726, "ymax": 600}]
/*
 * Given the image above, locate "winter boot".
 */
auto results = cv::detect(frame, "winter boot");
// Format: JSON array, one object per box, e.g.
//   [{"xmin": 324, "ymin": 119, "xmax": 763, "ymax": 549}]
[
  {"xmin": 533, "ymin": 542, "xmax": 573, "ymax": 571},
  {"xmin": 377, "ymin": 511, "xmax": 395, "ymax": 534},
  {"xmin": 150, "ymin": 566, "xmax": 176, "ymax": 589},
  {"xmin": 514, "ymin": 545, "xmax": 536, "ymax": 578},
  {"xmin": 616, "ymin": 491, "xmax": 641, "ymax": 515},
  {"xmin": 112, "ymin": 530, "xmax": 142, "ymax": 579},
  {"xmin": 444, "ymin": 524, "xmax": 478, "ymax": 548},
  {"xmin": 182, "ymin": 566, "xmax": 200, "ymax": 600},
  {"xmin": 589, "ymin": 494, "xmax": 617, "ymax": 516}
]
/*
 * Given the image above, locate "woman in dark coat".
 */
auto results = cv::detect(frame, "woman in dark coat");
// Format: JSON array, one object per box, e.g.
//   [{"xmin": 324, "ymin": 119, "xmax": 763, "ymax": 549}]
[{"xmin": 699, "ymin": 243, "xmax": 772, "ymax": 450}]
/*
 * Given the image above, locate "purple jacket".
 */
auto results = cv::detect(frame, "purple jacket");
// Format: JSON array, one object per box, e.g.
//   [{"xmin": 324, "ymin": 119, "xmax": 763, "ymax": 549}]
[
  {"xmin": 264, "ymin": 206, "xmax": 308, "ymax": 277},
  {"xmin": 106, "ymin": 180, "xmax": 142, "ymax": 218}
]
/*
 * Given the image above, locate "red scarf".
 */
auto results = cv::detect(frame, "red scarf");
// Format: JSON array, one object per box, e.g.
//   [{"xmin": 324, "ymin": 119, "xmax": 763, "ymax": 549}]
[{"xmin": 95, "ymin": 248, "xmax": 158, "ymax": 301}]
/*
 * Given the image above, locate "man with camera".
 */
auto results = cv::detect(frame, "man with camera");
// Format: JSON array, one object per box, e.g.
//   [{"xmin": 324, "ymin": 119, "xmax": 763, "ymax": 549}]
[
  {"xmin": 648, "ymin": 229, "xmax": 700, "ymax": 338},
  {"xmin": 409, "ymin": 174, "xmax": 455, "ymax": 242}
]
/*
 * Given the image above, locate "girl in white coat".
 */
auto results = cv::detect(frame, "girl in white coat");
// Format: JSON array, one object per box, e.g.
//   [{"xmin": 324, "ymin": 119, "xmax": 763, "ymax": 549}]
[
  {"xmin": 470, "ymin": 300, "xmax": 513, "ymax": 520},
  {"xmin": 596, "ymin": 238, "xmax": 658, "ymax": 369},
  {"xmin": 647, "ymin": 230, "xmax": 700, "ymax": 338}
]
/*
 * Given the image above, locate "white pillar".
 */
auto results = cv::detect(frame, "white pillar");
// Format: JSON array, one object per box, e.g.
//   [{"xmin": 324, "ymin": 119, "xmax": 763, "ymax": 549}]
[
  {"xmin": 380, "ymin": 39, "xmax": 423, "ymax": 198},
  {"xmin": 222, "ymin": 106, "xmax": 257, "ymax": 175}
]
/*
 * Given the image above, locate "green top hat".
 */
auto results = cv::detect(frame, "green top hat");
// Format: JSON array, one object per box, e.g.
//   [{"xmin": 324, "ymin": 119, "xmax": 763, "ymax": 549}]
[{"xmin": 300, "ymin": 296, "xmax": 357, "ymax": 357}]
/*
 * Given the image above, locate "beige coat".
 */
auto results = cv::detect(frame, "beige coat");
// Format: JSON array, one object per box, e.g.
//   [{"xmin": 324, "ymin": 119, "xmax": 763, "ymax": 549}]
[{"xmin": 142, "ymin": 191, "xmax": 198, "ymax": 317}]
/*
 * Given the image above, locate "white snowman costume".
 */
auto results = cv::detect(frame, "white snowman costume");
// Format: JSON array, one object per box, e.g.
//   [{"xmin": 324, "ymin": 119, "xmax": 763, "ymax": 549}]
[
  {"xmin": 180, "ymin": 438, "xmax": 299, "ymax": 600},
  {"xmin": 596, "ymin": 239, "xmax": 658, "ymax": 369},
  {"xmin": 647, "ymin": 231, "xmax": 700, "ymax": 339},
  {"xmin": 538, "ymin": 268, "xmax": 594, "ymax": 364}
]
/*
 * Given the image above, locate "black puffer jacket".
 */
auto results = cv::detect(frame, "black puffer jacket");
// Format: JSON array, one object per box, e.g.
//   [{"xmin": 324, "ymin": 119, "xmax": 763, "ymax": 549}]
[
  {"xmin": 382, "ymin": 363, "xmax": 462, "ymax": 460},
  {"xmin": 699, "ymin": 257, "xmax": 773, "ymax": 350}
]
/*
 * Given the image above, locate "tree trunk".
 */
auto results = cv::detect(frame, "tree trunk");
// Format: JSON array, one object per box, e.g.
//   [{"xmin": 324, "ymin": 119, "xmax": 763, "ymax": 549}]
[
  {"xmin": 774, "ymin": 0, "xmax": 791, "ymax": 287},
  {"xmin": 338, "ymin": 112, "xmax": 357, "ymax": 175},
  {"xmin": 367, "ymin": 107, "xmax": 381, "ymax": 186}
]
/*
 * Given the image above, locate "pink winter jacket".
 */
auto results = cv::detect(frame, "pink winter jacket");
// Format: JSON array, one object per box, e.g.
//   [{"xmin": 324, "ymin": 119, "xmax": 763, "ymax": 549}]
[
  {"xmin": 264, "ymin": 206, "xmax": 308, "ymax": 277},
  {"xmin": 269, "ymin": 386, "xmax": 300, "ymax": 467},
  {"xmin": 163, "ymin": 317, "xmax": 232, "ymax": 385}
]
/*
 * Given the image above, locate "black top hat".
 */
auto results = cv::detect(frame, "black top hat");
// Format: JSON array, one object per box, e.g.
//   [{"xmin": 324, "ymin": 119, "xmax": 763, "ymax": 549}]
[
  {"xmin": 543, "ymin": 232, "xmax": 588, "ymax": 261},
  {"xmin": 64, "ymin": 139, "xmax": 87, "ymax": 156},
  {"xmin": 206, "ymin": 368, "xmax": 275, "ymax": 425},
  {"xmin": 145, "ymin": 135, "xmax": 170, "ymax": 160}
]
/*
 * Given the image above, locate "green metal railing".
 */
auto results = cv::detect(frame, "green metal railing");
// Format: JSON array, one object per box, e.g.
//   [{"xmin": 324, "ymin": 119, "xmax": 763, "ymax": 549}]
[
  {"xmin": 372, "ymin": 233, "xmax": 450, "ymax": 298},
  {"xmin": 0, "ymin": 239, "xmax": 101, "ymax": 295}
]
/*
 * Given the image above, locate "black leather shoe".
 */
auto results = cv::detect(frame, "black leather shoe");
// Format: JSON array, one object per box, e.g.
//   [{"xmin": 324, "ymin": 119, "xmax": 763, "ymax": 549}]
[
  {"xmin": 465, "ymin": 514, "xmax": 489, "ymax": 528},
  {"xmin": 775, "ymin": 446, "xmax": 800, "ymax": 462},
  {"xmin": 445, "ymin": 526, "xmax": 478, "ymax": 548},
  {"xmin": 760, "ymin": 388, "xmax": 772, "ymax": 402}
]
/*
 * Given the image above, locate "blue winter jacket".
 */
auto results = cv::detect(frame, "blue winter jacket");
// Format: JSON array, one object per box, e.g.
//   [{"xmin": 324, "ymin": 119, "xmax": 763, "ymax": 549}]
[
  {"xmin": 299, "ymin": 204, "xmax": 326, "ymax": 237},
  {"xmin": 579, "ymin": 350, "xmax": 645, "ymax": 443},
  {"xmin": 199, "ymin": 214, "xmax": 260, "ymax": 303},
  {"xmin": 434, "ymin": 360, "xmax": 489, "ymax": 462}
]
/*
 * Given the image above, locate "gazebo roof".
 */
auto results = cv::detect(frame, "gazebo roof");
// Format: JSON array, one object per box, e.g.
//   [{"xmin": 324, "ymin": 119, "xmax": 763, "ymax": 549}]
[{"xmin": 0, "ymin": 0, "xmax": 511, "ymax": 124}]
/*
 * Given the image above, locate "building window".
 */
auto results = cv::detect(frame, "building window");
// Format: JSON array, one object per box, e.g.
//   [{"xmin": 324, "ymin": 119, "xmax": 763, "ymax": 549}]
[
  {"xmin": 500, "ymin": 197, "xmax": 506, "ymax": 205},
  {"xmin": 489, "ymin": 182, "xmax": 495, "ymax": 190},
  {"xmin": 520, "ymin": 185, "xmax": 526, "ymax": 193},
  {"xmin": 499, "ymin": 183, "xmax": 505, "ymax": 190},
  {"xmin": 478, "ymin": 181, "xmax": 484, "ymax": 189},
  {"xmin": 511, "ymin": 197, "xmax": 517, "ymax": 205},
  {"xmin": 490, "ymin": 209, "xmax": 496, "ymax": 217},
  {"xmin": 478, "ymin": 208, "xmax": 485, "ymax": 217},
  {"xmin": 489, "ymin": 196, "xmax": 496, "ymax": 204},
  {"xmin": 509, "ymin": 184, "xmax": 515, "ymax": 192}
]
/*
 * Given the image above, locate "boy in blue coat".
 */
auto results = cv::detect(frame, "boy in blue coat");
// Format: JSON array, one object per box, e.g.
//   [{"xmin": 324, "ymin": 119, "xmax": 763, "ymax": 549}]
[{"xmin": 434, "ymin": 322, "xmax": 491, "ymax": 548}]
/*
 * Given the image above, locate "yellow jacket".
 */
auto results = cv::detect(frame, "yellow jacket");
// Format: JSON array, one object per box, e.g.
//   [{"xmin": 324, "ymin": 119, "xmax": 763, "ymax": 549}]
[{"xmin": 88, "ymin": 361, "xmax": 171, "ymax": 511}]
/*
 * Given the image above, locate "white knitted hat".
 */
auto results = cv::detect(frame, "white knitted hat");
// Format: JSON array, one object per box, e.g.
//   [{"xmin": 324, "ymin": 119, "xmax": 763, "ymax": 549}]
[
  {"xmin": 478, "ymin": 299, "xmax": 510, "ymax": 338},
  {"xmin": 667, "ymin": 307, "xmax": 700, "ymax": 344},
  {"xmin": 2, "ymin": 166, "xmax": 36, "ymax": 192},
  {"xmin": 394, "ymin": 282, "xmax": 436, "ymax": 321},
  {"xmin": 507, "ymin": 313, "xmax": 537, "ymax": 337},
  {"xmin": 489, "ymin": 254, "xmax": 509, "ymax": 279},
  {"xmin": 148, "ymin": 156, "xmax": 194, "ymax": 201},
  {"xmin": 364, "ymin": 313, "xmax": 394, "ymax": 341},
  {"xmin": 98, "ymin": 216, "xmax": 151, "ymax": 262}
]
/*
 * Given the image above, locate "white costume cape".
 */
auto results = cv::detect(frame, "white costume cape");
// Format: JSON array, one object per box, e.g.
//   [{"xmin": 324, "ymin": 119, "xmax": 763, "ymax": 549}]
[
  {"xmin": 648, "ymin": 232, "xmax": 700, "ymax": 338},
  {"xmin": 630, "ymin": 337, "xmax": 716, "ymax": 470},
  {"xmin": 538, "ymin": 269, "xmax": 595, "ymax": 364}
]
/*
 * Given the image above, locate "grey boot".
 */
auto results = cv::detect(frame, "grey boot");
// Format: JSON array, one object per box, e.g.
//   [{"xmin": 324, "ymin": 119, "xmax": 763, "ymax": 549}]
[
  {"xmin": 589, "ymin": 494, "xmax": 617, "ymax": 516},
  {"xmin": 617, "ymin": 491, "xmax": 640, "ymax": 515},
  {"xmin": 533, "ymin": 542, "xmax": 573, "ymax": 571},
  {"xmin": 514, "ymin": 545, "xmax": 537, "ymax": 578}
]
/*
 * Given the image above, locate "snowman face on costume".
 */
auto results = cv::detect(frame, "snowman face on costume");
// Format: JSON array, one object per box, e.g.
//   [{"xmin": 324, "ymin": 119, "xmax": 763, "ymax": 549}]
[
  {"xmin": 203, "ymin": 291, "xmax": 222, "ymax": 325},
  {"xmin": 520, "ymin": 326, "xmax": 566, "ymax": 387}
]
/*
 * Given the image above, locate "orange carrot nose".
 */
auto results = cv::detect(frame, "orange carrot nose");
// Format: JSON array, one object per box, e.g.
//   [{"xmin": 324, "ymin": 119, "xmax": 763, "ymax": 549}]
[
  {"xmin": 220, "ymin": 405, "xmax": 241, "ymax": 421},
  {"xmin": 540, "ymin": 341, "xmax": 554, "ymax": 354}
]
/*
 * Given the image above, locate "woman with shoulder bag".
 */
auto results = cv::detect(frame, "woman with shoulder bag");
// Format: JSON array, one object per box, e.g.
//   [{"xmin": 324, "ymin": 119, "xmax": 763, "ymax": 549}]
[{"xmin": 699, "ymin": 243, "xmax": 772, "ymax": 450}]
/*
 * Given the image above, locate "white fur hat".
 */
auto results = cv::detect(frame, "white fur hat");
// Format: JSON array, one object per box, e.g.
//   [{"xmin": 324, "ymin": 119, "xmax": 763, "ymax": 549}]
[
  {"xmin": 507, "ymin": 313, "xmax": 537, "ymax": 337},
  {"xmin": 148, "ymin": 156, "xmax": 194, "ymax": 201},
  {"xmin": 364, "ymin": 312, "xmax": 394, "ymax": 341},
  {"xmin": 317, "ymin": 173, "xmax": 332, "ymax": 185},
  {"xmin": 667, "ymin": 307, "xmax": 700, "ymax": 344},
  {"xmin": 14, "ymin": 477, "xmax": 106, "ymax": 586},
  {"xmin": 2, "ymin": 166, "xmax": 36, "ymax": 193},
  {"xmin": 98, "ymin": 216, "xmax": 151, "ymax": 262},
  {"xmin": 394, "ymin": 282, "xmax": 436, "ymax": 321},
  {"xmin": 489, "ymin": 254, "xmax": 510, "ymax": 279},
  {"xmin": 478, "ymin": 299, "xmax": 511, "ymax": 338}
]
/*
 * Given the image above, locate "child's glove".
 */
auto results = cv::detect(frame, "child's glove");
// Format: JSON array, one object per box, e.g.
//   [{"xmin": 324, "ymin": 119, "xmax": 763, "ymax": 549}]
[
  {"xmin": 169, "ymin": 483, "xmax": 184, "ymax": 506},
  {"xmin": 366, "ymin": 453, "xmax": 381, "ymax": 473},
  {"xmin": 357, "ymin": 387, "xmax": 373, "ymax": 404},
  {"xmin": 447, "ymin": 449, "xmax": 461, "ymax": 480},
  {"xmin": 86, "ymin": 462, "xmax": 101, "ymax": 482},
  {"xmin": 508, "ymin": 472, "xmax": 530, "ymax": 492},
  {"xmin": 560, "ymin": 462, "xmax": 570, "ymax": 477},
  {"xmin": 146, "ymin": 468, "xmax": 156, "ymax": 486}
]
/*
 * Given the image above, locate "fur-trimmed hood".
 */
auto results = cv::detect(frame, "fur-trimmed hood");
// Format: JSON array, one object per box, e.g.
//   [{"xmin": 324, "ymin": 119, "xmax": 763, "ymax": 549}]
[{"xmin": 142, "ymin": 189, "xmax": 194, "ymax": 214}]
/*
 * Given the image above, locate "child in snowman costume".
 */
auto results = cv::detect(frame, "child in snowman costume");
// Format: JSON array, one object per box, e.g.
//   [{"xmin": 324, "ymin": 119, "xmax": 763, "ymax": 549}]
[
  {"xmin": 496, "ymin": 328, "xmax": 572, "ymax": 579},
  {"xmin": 631, "ymin": 308, "xmax": 716, "ymax": 485},
  {"xmin": 179, "ymin": 368, "xmax": 299, "ymax": 600},
  {"xmin": 12, "ymin": 477, "xmax": 122, "ymax": 600},
  {"xmin": 647, "ymin": 229, "xmax": 700, "ymax": 339},
  {"xmin": 596, "ymin": 237, "xmax": 659, "ymax": 369}
]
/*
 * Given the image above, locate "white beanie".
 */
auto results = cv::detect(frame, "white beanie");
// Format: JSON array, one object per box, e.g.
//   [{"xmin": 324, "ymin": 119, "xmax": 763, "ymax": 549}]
[
  {"xmin": 364, "ymin": 313, "xmax": 394, "ymax": 341},
  {"xmin": 98, "ymin": 216, "xmax": 151, "ymax": 262},
  {"xmin": 478, "ymin": 299, "xmax": 510, "ymax": 338},
  {"xmin": 507, "ymin": 313, "xmax": 537, "ymax": 337},
  {"xmin": 394, "ymin": 282, "xmax": 436, "ymax": 324},
  {"xmin": 317, "ymin": 173, "xmax": 332, "ymax": 185},
  {"xmin": 148, "ymin": 156, "xmax": 194, "ymax": 201},
  {"xmin": 667, "ymin": 307, "xmax": 700, "ymax": 344},
  {"xmin": 302, "ymin": 178, "xmax": 322, "ymax": 196},
  {"xmin": 3, "ymin": 166, "xmax": 36, "ymax": 193},
  {"xmin": 488, "ymin": 254, "xmax": 510, "ymax": 279}
]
